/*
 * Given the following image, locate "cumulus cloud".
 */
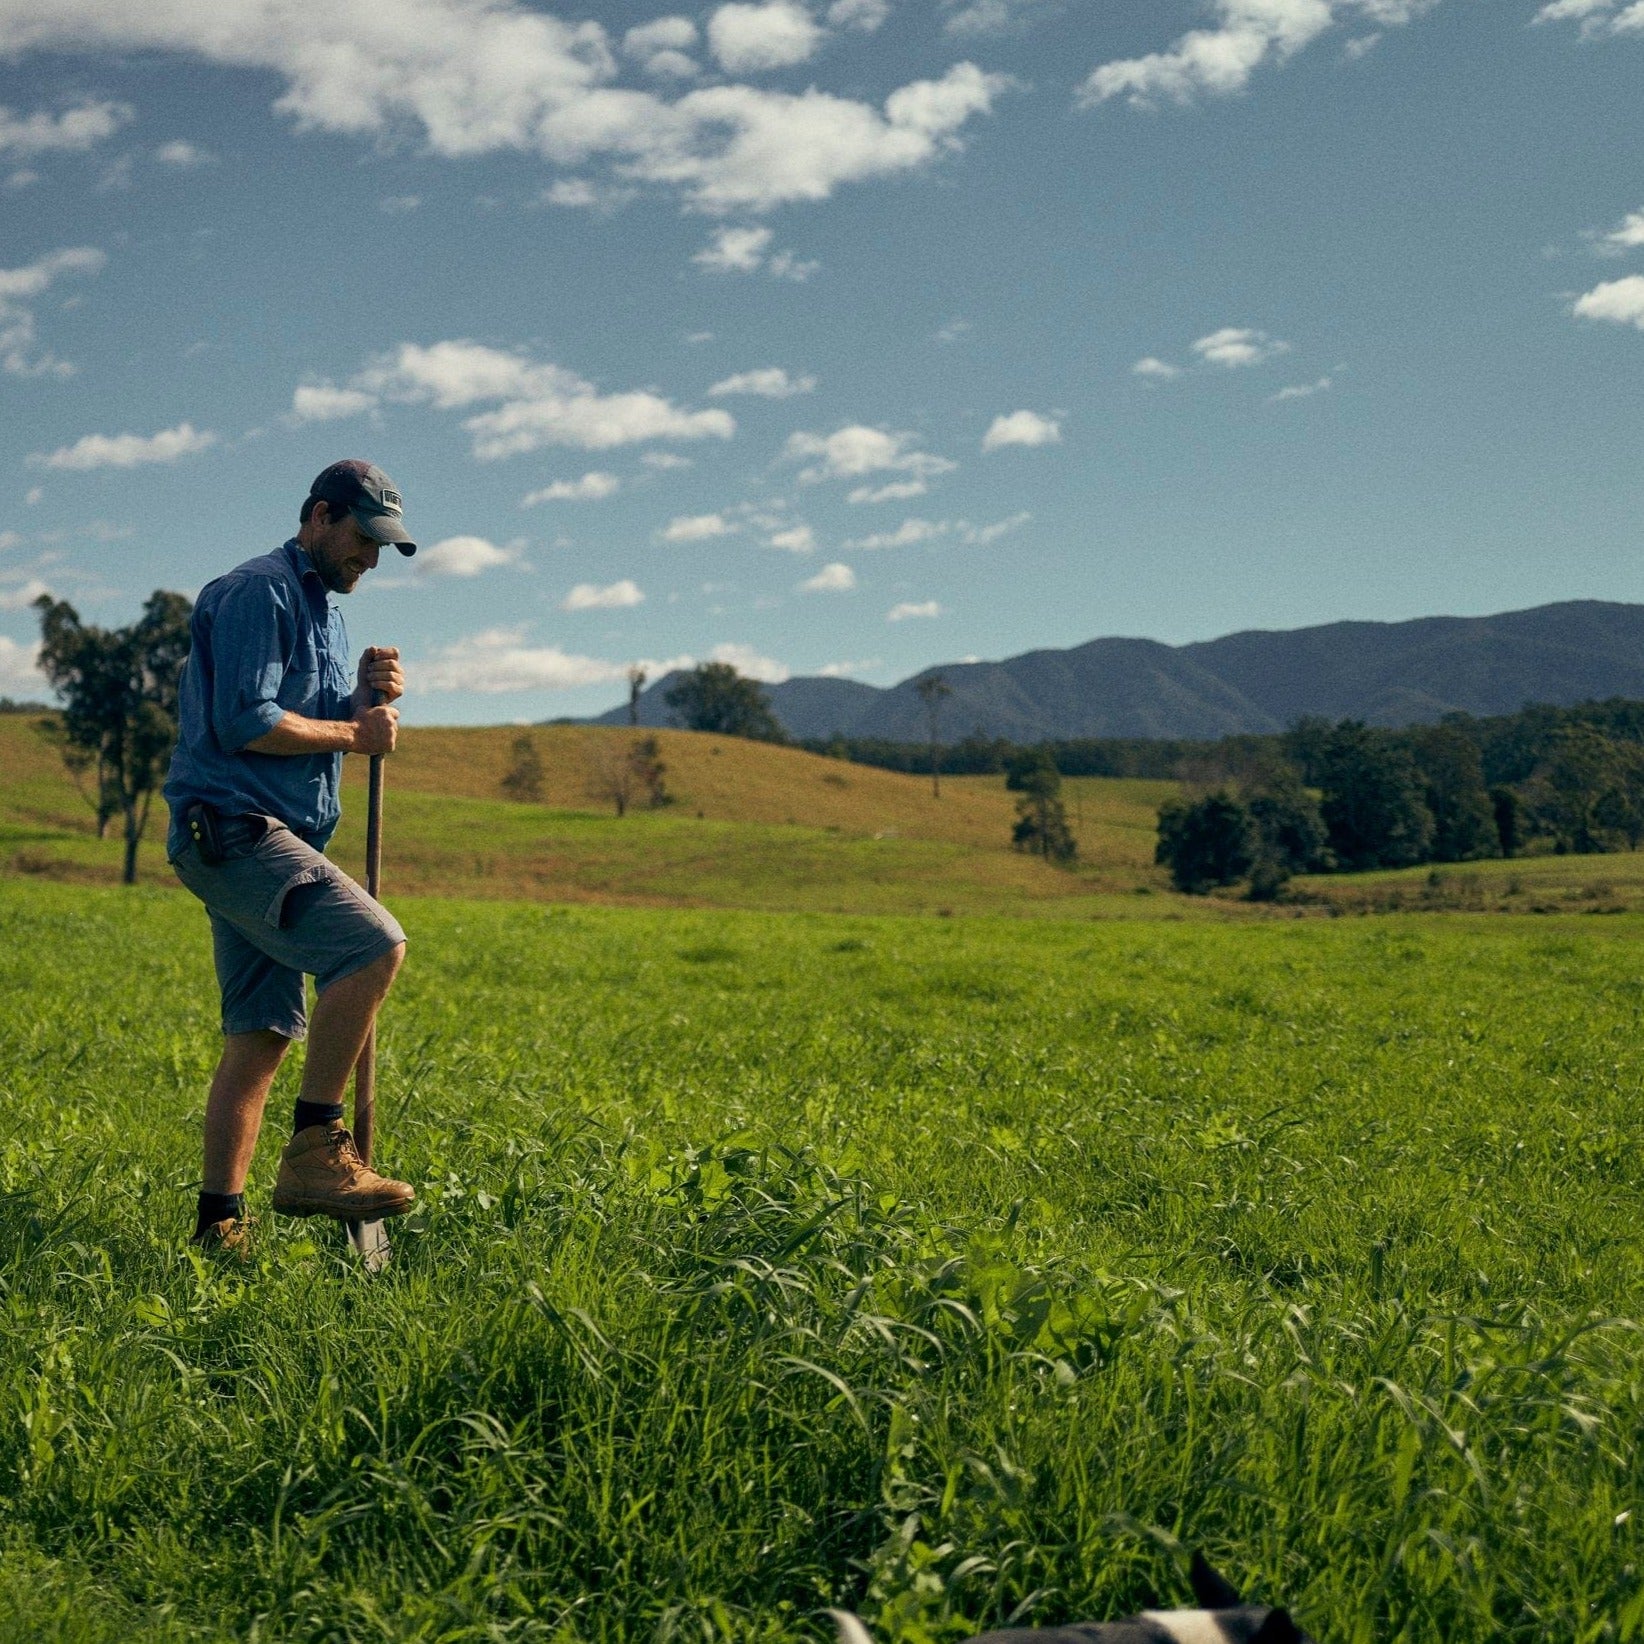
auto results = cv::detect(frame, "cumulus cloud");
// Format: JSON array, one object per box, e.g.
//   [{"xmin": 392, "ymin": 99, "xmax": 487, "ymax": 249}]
[
  {"xmin": 522, "ymin": 471, "xmax": 621, "ymax": 504},
  {"xmin": 1269, "ymin": 375, "xmax": 1332, "ymax": 402},
  {"xmin": 801, "ymin": 560, "xmax": 856, "ymax": 591},
  {"xmin": 0, "ymin": 8, "xmax": 1003, "ymax": 216},
  {"xmin": 644, "ymin": 450, "xmax": 694, "ymax": 469},
  {"xmin": 1191, "ymin": 326, "xmax": 1290, "ymax": 367},
  {"xmin": 887, "ymin": 599, "xmax": 942, "ymax": 621},
  {"xmin": 30, "ymin": 421, "xmax": 216, "ymax": 470},
  {"xmin": 562, "ymin": 577, "xmax": 644, "ymax": 610},
  {"xmin": 0, "ymin": 633, "xmax": 45, "ymax": 693},
  {"xmin": 0, "ymin": 575, "xmax": 54, "ymax": 611},
  {"xmin": 290, "ymin": 382, "xmax": 377, "ymax": 422},
  {"xmin": 0, "ymin": 245, "xmax": 106, "ymax": 376},
  {"xmin": 708, "ymin": 2, "xmax": 823, "ymax": 72},
  {"xmin": 1573, "ymin": 275, "xmax": 1644, "ymax": 328},
  {"xmin": 962, "ymin": 510, "xmax": 1031, "ymax": 544},
  {"xmin": 359, "ymin": 340, "xmax": 734, "ymax": 459},
  {"xmin": 1131, "ymin": 356, "xmax": 1181, "ymax": 381},
  {"xmin": 1079, "ymin": 0, "xmax": 1437, "ymax": 109},
  {"xmin": 709, "ymin": 640, "xmax": 789, "ymax": 681},
  {"xmin": 692, "ymin": 226, "xmax": 816, "ymax": 278},
  {"xmin": 418, "ymin": 626, "xmax": 630, "ymax": 693},
  {"xmin": 708, "ymin": 366, "xmax": 816, "ymax": 397},
  {"xmin": 847, "ymin": 478, "xmax": 926, "ymax": 504},
  {"xmin": 818, "ymin": 656, "xmax": 879, "ymax": 675},
  {"xmin": 0, "ymin": 100, "xmax": 130, "ymax": 159},
  {"xmin": 1534, "ymin": 0, "xmax": 1644, "ymax": 37},
  {"xmin": 981, "ymin": 409, "xmax": 1061, "ymax": 450},
  {"xmin": 415, "ymin": 535, "xmax": 527, "ymax": 577},
  {"xmin": 785, "ymin": 424, "xmax": 956, "ymax": 483},
  {"xmin": 848, "ymin": 517, "xmax": 949, "ymax": 550},
  {"xmin": 155, "ymin": 139, "xmax": 214, "ymax": 167},
  {"xmin": 768, "ymin": 523, "xmax": 815, "ymax": 552},
  {"xmin": 1602, "ymin": 209, "xmax": 1644, "ymax": 250},
  {"xmin": 663, "ymin": 511, "xmax": 737, "ymax": 541},
  {"xmin": 624, "ymin": 15, "xmax": 699, "ymax": 77}
]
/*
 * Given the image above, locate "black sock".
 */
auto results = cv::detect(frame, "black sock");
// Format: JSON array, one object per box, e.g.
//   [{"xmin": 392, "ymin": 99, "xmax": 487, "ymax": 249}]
[
  {"xmin": 294, "ymin": 1099, "xmax": 344, "ymax": 1134},
  {"xmin": 194, "ymin": 1191, "xmax": 244, "ymax": 1237}
]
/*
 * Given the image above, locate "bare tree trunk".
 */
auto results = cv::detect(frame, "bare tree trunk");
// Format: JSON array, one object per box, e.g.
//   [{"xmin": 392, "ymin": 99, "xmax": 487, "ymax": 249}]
[{"xmin": 123, "ymin": 806, "xmax": 140, "ymax": 884}]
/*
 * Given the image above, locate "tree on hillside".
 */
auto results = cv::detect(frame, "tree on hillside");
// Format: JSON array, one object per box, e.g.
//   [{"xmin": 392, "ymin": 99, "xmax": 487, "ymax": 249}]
[
  {"xmin": 1008, "ymin": 746, "xmax": 1077, "ymax": 862},
  {"xmin": 1155, "ymin": 792, "xmax": 1254, "ymax": 894},
  {"xmin": 1317, "ymin": 720, "xmax": 1434, "ymax": 871},
  {"xmin": 1406, "ymin": 722, "xmax": 1497, "ymax": 862},
  {"xmin": 1521, "ymin": 724, "xmax": 1636, "ymax": 853},
  {"xmin": 500, "ymin": 733, "xmax": 544, "ymax": 802},
  {"xmin": 915, "ymin": 672, "xmax": 951, "ymax": 798},
  {"xmin": 626, "ymin": 664, "xmax": 647, "ymax": 727},
  {"xmin": 664, "ymin": 662, "xmax": 786, "ymax": 742},
  {"xmin": 586, "ymin": 735, "xmax": 672, "ymax": 816},
  {"xmin": 33, "ymin": 589, "xmax": 192, "ymax": 884}
]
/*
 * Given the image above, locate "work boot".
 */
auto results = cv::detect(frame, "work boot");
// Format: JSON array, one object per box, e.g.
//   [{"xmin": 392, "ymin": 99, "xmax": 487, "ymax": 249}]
[
  {"xmin": 191, "ymin": 1216, "xmax": 256, "ymax": 1261},
  {"xmin": 272, "ymin": 1124, "xmax": 415, "ymax": 1220}
]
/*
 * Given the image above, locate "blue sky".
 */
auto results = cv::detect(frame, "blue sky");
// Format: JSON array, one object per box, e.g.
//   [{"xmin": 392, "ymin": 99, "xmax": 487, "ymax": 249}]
[{"xmin": 2, "ymin": 0, "xmax": 1642, "ymax": 723}]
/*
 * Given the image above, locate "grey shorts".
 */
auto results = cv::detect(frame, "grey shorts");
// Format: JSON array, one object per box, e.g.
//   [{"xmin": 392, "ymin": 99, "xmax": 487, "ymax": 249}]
[{"xmin": 170, "ymin": 815, "xmax": 406, "ymax": 1040}]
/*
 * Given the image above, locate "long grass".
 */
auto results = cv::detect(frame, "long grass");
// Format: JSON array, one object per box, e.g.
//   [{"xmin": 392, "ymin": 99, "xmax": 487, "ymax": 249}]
[{"xmin": 3, "ymin": 880, "xmax": 1644, "ymax": 1639}]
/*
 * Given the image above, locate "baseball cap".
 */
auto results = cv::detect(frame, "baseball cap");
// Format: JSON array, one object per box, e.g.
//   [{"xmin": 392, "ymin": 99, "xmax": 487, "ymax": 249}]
[{"xmin": 308, "ymin": 460, "xmax": 416, "ymax": 554}]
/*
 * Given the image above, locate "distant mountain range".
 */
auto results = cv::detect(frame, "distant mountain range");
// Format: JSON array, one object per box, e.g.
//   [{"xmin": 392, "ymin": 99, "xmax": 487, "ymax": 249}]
[{"xmin": 590, "ymin": 601, "xmax": 1644, "ymax": 743}]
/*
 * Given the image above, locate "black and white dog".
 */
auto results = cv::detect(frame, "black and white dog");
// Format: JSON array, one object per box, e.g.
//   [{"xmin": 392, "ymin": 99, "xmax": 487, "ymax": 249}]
[{"xmin": 832, "ymin": 1553, "xmax": 1313, "ymax": 1644}]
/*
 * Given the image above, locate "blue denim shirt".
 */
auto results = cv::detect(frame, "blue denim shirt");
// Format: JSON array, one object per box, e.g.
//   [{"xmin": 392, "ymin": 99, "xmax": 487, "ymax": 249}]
[{"xmin": 164, "ymin": 538, "xmax": 353, "ymax": 856}]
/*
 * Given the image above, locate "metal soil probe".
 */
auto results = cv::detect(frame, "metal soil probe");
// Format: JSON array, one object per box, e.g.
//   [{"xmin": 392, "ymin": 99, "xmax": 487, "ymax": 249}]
[{"xmin": 346, "ymin": 717, "xmax": 392, "ymax": 1272}]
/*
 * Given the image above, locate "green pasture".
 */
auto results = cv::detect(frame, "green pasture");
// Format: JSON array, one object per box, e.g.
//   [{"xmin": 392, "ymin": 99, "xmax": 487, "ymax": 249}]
[{"xmin": 5, "ymin": 878, "xmax": 1644, "ymax": 1640}]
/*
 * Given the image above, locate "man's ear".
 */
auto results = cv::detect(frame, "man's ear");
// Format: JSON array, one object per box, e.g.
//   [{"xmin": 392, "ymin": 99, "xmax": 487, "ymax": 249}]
[{"xmin": 1188, "ymin": 1551, "xmax": 1243, "ymax": 1610}]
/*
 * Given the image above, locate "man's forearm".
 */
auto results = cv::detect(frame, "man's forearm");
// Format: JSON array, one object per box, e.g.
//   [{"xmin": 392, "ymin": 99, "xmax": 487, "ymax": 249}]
[{"xmin": 244, "ymin": 711, "xmax": 363, "ymax": 756}]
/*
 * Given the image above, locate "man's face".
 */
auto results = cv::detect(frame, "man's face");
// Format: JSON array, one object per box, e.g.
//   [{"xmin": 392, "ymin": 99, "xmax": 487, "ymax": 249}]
[{"xmin": 308, "ymin": 504, "xmax": 382, "ymax": 594}]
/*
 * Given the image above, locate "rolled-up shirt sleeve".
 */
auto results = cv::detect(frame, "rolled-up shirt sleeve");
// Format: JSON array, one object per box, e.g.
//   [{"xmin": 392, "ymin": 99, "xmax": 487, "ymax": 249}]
[{"xmin": 209, "ymin": 580, "xmax": 295, "ymax": 752}]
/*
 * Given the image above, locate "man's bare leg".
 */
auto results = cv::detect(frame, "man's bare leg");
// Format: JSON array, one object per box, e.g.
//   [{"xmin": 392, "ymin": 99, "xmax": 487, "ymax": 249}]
[
  {"xmin": 296, "ymin": 943, "xmax": 404, "ymax": 1108},
  {"xmin": 203, "ymin": 1029, "xmax": 290, "ymax": 1195}
]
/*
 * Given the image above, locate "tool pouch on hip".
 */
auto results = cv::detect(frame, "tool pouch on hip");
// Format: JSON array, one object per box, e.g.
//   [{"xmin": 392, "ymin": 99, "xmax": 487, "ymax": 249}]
[{"xmin": 182, "ymin": 801, "xmax": 225, "ymax": 866}]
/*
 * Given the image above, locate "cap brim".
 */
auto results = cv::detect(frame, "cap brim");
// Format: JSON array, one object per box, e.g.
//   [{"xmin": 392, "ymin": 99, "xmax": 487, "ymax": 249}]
[{"xmin": 351, "ymin": 505, "xmax": 416, "ymax": 555}]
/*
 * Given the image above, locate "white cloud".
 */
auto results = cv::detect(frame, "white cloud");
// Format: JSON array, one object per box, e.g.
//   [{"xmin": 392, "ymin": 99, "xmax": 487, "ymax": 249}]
[
  {"xmin": 769, "ymin": 523, "xmax": 815, "ymax": 552},
  {"xmin": 694, "ymin": 226, "xmax": 772, "ymax": 271},
  {"xmin": 419, "ymin": 626, "xmax": 629, "ymax": 693},
  {"xmin": 943, "ymin": 0, "xmax": 1050, "ymax": 33},
  {"xmin": 155, "ymin": 139, "xmax": 214, "ymax": 167},
  {"xmin": 709, "ymin": 640, "xmax": 789, "ymax": 681},
  {"xmin": 1573, "ymin": 274, "xmax": 1644, "ymax": 328},
  {"xmin": 981, "ymin": 409, "xmax": 1061, "ymax": 451},
  {"xmin": 1132, "ymin": 356, "xmax": 1181, "ymax": 381},
  {"xmin": 0, "ymin": 100, "xmax": 131, "ymax": 159},
  {"xmin": 0, "ymin": 633, "xmax": 45, "ymax": 693},
  {"xmin": 961, "ymin": 510, "xmax": 1031, "ymax": 544},
  {"xmin": 1603, "ymin": 210, "xmax": 1644, "ymax": 250},
  {"xmin": 708, "ymin": 366, "xmax": 816, "ymax": 397},
  {"xmin": 848, "ymin": 517, "xmax": 949, "ymax": 550},
  {"xmin": 543, "ymin": 176, "xmax": 637, "ymax": 210},
  {"xmin": 290, "ymin": 382, "xmax": 377, "ymax": 422},
  {"xmin": 818, "ymin": 656, "xmax": 879, "ymax": 675},
  {"xmin": 847, "ymin": 478, "xmax": 927, "ymax": 504},
  {"xmin": 801, "ymin": 560, "xmax": 855, "ymax": 591},
  {"xmin": 30, "ymin": 421, "xmax": 216, "ymax": 471},
  {"xmin": 379, "ymin": 193, "xmax": 421, "ymax": 213},
  {"xmin": 827, "ymin": 0, "xmax": 889, "ymax": 28},
  {"xmin": 0, "ymin": 9, "xmax": 1001, "ymax": 218},
  {"xmin": 1079, "ymin": 0, "xmax": 1436, "ymax": 109},
  {"xmin": 1191, "ymin": 326, "xmax": 1290, "ymax": 367},
  {"xmin": 361, "ymin": 340, "xmax": 735, "ymax": 459},
  {"xmin": 708, "ymin": 2, "xmax": 823, "ymax": 72},
  {"xmin": 1269, "ymin": 375, "xmax": 1333, "ymax": 402},
  {"xmin": 644, "ymin": 450, "xmax": 693, "ymax": 469},
  {"xmin": 522, "ymin": 471, "xmax": 621, "ymax": 504},
  {"xmin": 785, "ymin": 424, "xmax": 956, "ymax": 483},
  {"xmin": 1534, "ymin": 0, "xmax": 1644, "ymax": 37},
  {"xmin": 625, "ymin": 16, "xmax": 699, "ymax": 76},
  {"xmin": 887, "ymin": 599, "xmax": 942, "ymax": 621},
  {"xmin": 0, "ymin": 575, "xmax": 53, "ymax": 611},
  {"xmin": 0, "ymin": 245, "xmax": 106, "ymax": 376},
  {"xmin": 416, "ymin": 535, "xmax": 527, "ymax": 577},
  {"xmin": 562, "ymin": 577, "xmax": 644, "ymax": 610},
  {"xmin": 664, "ymin": 511, "xmax": 736, "ymax": 541}
]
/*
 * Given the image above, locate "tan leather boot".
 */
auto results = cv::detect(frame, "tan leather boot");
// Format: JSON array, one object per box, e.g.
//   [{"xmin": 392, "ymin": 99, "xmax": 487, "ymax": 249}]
[
  {"xmin": 272, "ymin": 1124, "xmax": 415, "ymax": 1220},
  {"xmin": 190, "ymin": 1216, "xmax": 256, "ymax": 1261}
]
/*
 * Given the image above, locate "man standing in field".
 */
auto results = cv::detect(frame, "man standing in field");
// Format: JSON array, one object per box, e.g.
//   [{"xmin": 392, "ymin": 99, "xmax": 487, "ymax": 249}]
[{"xmin": 164, "ymin": 461, "xmax": 418, "ymax": 1252}]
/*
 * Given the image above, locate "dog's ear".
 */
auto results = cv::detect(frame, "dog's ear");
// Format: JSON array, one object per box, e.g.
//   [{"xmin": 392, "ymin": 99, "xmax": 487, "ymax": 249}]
[
  {"xmin": 1188, "ymin": 1551, "xmax": 1243, "ymax": 1610},
  {"xmin": 1249, "ymin": 1608, "xmax": 1303, "ymax": 1644}
]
